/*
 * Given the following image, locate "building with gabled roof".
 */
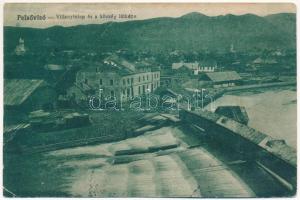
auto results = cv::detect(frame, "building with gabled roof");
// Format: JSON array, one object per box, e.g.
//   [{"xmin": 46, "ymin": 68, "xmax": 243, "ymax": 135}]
[
  {"xmin": 199, "ymin": 71, "xmax": 242, "ymax": 88},
  {"xmin": 172, "ymin": 62, "xmax": 199, "ymax": 70},
  {"xmin": 253, "ymin": 57, "xmax": 278, "ymax": 65},
  {"xmin": 72, "ymin": 55, "xmax": 160, "ymax": 102},
  {"xmin": 172, "ymin": 61, "xmax": 217, "ymax": 75},
  {"xmin": 4, "ymin": 79, "xmax": 57, "ymax": 124}
]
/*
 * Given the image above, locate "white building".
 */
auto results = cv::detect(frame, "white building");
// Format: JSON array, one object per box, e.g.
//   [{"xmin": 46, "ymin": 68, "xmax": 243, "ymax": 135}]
[
  {"xmin": 194, "ymin": 66, "xmax": 215, "ymax": 75},
  {"xmin": 69, "ymin": 55, "xmax": 160, "ymax": 102},
  {"xmin": 172, "ymin": 61, "xmax": 216, "ymax": 75}
]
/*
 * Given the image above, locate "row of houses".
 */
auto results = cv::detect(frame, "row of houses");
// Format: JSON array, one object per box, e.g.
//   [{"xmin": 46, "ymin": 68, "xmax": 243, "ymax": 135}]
[
  {"xmin": 172, "ymin": 61, "xmax": 217, "ymax": 75},
  {"xmin": 162, "ymin": 70, "xmax": 242, "ymax": 89}
]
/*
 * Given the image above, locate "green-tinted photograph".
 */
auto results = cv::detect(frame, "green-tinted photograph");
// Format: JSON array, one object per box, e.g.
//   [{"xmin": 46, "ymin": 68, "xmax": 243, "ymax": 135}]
[{"xmin": 3, "ymin": 2, "xmax": 297, "ymax": 198}]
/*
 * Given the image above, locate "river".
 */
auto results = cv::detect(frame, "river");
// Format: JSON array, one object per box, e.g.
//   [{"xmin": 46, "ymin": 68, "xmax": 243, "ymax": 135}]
[{"xmin": 205, "ymin": 87, "xmax": 297, "ymax": 149}]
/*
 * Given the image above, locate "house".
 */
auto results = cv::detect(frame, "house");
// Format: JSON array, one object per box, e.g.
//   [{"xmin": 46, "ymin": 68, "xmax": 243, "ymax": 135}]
[
  {"xmin": 172, "ymin": 61, "xmax": 216, "ymax": 75},
  {"xmin": 252, "ymin": 57, "xmax": 278, "ymax": 67},
  {"xmin": 4, "ymin": 79, "xmax": 57, "ymax": 124},
  {"xmin": 271, "ymin": 50, "xmax": 285, "ymax": 57},
  {"xmin": 172, "ymin": 62, "xmax": 199, "ymax": 70},
  {"xmin": 70, "ymin": 55, "xmax": 160, "ymax": 103},
  {"xmin": 199, "ymin": 71, "xmax": 242, "ymax": 88}
]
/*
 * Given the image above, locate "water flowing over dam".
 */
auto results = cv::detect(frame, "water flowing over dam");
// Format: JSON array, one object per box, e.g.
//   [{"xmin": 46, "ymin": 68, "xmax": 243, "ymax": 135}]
[{"xmin": 4, "ymin": 109, "xmax": 296, "ymax": 197}]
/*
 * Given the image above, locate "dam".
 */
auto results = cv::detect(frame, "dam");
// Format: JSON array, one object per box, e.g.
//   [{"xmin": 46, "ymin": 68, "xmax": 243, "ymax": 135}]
[
  {"xmin": 4, "ymin": 108, "xmax": 296, "ymax": 197},
  {"xmin": 205, "ymin": 86, "xmax": 297, "ymax": 148}
]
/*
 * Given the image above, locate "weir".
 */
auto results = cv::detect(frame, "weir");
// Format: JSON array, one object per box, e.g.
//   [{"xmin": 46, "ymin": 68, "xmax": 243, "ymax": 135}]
[
  {"xmin": 179, "ymin": 108, "xmax": 297, "ymax": 195},
  {"xmin": 4, "ymin": 111, "xmax": 297, "ymax": 197}
]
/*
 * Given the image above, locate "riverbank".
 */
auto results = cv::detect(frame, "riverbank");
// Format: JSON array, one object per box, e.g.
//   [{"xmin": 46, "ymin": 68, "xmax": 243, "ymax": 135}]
[
  {"xmin": 201, "ymin": 81, "xmax": 296, "ymax": 107},
  {"xmin": 205, "ymin": 85, "xmax": 296, "ymax": 149}
]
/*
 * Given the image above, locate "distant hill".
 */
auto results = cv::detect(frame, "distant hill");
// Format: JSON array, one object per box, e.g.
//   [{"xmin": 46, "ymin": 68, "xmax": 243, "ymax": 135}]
[
  {"xmin": 4, "ymin": 12, "xmax": 296, "ymax": 54},
  {"xmin": 264, "ymin": 13, "xmax": 296, "ymax": 37}
]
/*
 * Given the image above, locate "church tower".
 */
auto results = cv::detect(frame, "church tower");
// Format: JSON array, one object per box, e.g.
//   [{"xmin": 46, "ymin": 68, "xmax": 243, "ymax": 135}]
[{"xmin": 15, "ymin": 37, "xmax": 26, "ymax": 56}]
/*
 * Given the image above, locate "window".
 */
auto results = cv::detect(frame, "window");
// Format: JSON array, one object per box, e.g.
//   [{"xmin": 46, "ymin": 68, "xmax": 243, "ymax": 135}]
[
  {"xmin": 147, "ymin": 75, "xmax": 149, "ymax": 80},
  {"xmin": 138, "ymin": 86, "xmax": 141, "ymax": 95},
  {"xmin": 139, "ymin": 77, "xmax": 141, "ymax": 82},
  {"xmin": 131, "ymin": 78, "xmax": 134, "ymax": 84},
  {"xmin": 99, "ymin": 79, "xmax": 102, "ymax": 85},
  {"xmin": 110, "ymin": 79, "xmax": 114, "ymax": 86},
  {"xmin": 123, "ymin": 79, "xmax": 126, "ymax": 85},
  {"xmin": 127, "ymin": 78, "xmax": 130, "ymax": 84},
  {"xmin": 111, "ymin": 90, "xmax": 115, "ymax": 97},
  {"xmin": 127, "ymin": 88, "xmax": 131, "ymax": 97},
  {"xmin": 84, "ymin": 79, "xmax": 88, "ymax": 84},
  {"xmin": 143, "ymin": 76, "xmax": 145, "ymax": 81}
]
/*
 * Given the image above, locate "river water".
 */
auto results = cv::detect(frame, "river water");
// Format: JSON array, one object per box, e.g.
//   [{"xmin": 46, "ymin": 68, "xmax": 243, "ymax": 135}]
[{"xmin": 205, "ymin": 87, "xmax": 297, "ymax": 149}]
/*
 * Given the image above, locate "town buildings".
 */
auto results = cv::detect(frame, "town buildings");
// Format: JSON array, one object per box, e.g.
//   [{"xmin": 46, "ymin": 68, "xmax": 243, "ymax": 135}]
[{"xmin": 69, "ymin": 55, "xmax": 160, "ymax": 103}]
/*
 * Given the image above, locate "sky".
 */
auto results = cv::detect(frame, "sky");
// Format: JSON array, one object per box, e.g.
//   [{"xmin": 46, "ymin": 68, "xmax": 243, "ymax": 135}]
[{"xmin": 4, "ymin": 3, "xmax": 296, "ymax": 28}]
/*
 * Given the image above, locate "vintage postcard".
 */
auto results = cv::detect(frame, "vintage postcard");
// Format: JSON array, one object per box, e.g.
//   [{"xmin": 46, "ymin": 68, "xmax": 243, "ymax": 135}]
[{"xmin": 2, "ymin": 1, "xmax": 297, "ymax": 198}]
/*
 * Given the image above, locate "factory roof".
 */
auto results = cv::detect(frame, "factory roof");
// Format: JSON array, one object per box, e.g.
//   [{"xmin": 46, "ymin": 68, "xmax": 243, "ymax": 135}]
[
  {"xmin": 4, "ymin": 79, "xmax": 47, "ymax": 106},
  {"xmin": 204, "ymin": 71, "xmax": 241, "ymax": 83},
  {"xmin": 79, "ymin": 55, "xmax": 158, "ymax": 76}
]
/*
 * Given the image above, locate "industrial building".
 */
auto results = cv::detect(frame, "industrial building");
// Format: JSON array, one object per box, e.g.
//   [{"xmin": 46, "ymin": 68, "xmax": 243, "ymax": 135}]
[
  {"xmin": 199, "ymin": 71, "xmax": 242, "ymax": 88},
  {"xmin": 4, "ymin": 79, "xmax": 57, "ymax": 124}
]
